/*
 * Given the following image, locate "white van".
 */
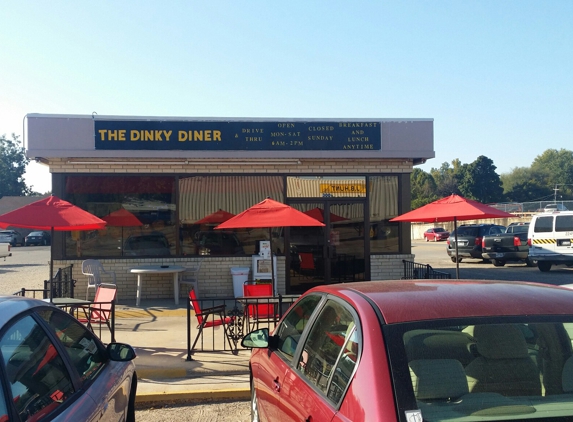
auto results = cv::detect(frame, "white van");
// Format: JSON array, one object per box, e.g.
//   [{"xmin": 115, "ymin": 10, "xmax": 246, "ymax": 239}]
[{"xmin": 528, "ymin": 211, "xmax": 573, "ymax": 272}]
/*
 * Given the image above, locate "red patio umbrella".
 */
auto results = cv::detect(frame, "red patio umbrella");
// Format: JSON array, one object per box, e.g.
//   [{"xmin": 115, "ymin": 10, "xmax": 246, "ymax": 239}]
[
  {"xmin": 101, "ymin": 208, "xmax": 143, "ymax": 227},
  {"xmin": 390, "ymin": 194, "xmax": 513, "ymax": 278},
  {"xmin": 215, "ymin": 198, "xmax": 325, "ymax": 294},
  {"xmin": 195, "ymin": 209, "xmax": 236, "ymax": 225},
  {"xmin": 0, "ymin": 196, "xmax": 107, "ymax": 298},
  {"xmin": 102, "ymin": 208, "xmax": 143, "ymax": 245},
  {"xmin": 303, "ymin": 207, "xmax": 348, "ymax": 223}
]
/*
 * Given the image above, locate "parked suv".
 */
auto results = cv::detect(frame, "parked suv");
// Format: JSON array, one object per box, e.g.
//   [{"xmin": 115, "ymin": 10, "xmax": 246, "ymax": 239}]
[
  {"xmin": 446, "ymin": 224, "xmax": 505, "ymax": 263},
  {"xmin": 528, "ymin": 210, "xmax": 573, "ymax": 272},
  {"xmin": 0, "ymin": 230, "xmax": 24, "ymax": 246}
]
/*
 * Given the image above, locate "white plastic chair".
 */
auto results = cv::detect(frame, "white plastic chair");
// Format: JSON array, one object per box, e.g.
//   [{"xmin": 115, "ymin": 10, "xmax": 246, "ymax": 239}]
[
  {"xmin": 81, "ymin": 259, "xmax": 117, "ymax": 300},
  {"xmin": 179, "ymin": 260, "xmax": 203, "ymax": 298}
]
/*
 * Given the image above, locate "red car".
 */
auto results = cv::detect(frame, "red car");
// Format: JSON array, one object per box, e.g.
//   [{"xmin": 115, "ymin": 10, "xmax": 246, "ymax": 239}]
[
  {"xmin": 242, "ymin": 280, "xmax": 573, "ymax": 421},
  {"xmin": 423, "ymin": 227, "xmax": 450, "ymax": 241}
]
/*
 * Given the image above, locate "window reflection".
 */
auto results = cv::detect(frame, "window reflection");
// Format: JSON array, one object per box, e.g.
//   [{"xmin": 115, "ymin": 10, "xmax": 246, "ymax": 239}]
[
  {"xmin": 178, "ymin": 176, "xmax": 284, "ymax": 256},
  {"xmin": 369, "ymin": 176, "xmax": 399, "ymax": 253},
  {"xmin": 65, "ymin": 176, "xmax": 175, "ymax": 258}
]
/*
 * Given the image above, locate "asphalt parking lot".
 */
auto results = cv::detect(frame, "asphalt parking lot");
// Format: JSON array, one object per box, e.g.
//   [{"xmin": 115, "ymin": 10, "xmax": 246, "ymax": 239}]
[{"xmin": 411, "ymin": 239, "xmax": 573, "ymax": 286}]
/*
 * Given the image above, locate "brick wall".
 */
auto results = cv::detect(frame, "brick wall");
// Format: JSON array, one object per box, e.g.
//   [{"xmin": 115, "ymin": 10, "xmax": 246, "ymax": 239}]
[
  {"xmin": 59, "ymin": 256, "xmax": 286, "ymax": 303},
  {"xmin": 370, "ymin": 254, "xmax": 414, "ymax": 280}
]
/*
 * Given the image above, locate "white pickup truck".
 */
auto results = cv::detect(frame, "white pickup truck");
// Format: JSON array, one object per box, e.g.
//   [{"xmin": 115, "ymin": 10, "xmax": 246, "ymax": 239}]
[{"xmin": 0, "ymin": 243, "xmax": 11, "ymax": 260}]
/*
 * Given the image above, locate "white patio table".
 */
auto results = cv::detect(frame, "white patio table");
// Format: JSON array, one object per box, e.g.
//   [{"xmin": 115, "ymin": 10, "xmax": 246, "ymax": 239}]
[{"xmin": 129, "ymin": 265, "xmax": 186, "ymax": 306}]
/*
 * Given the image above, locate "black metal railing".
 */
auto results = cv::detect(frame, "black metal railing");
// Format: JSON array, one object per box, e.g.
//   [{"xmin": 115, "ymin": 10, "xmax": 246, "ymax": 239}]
[
  {"xmin": 402, "ymin": 260, "xmax": 452, "ymax": 280},
  {"xmin": 44, "ymin": 264, "xmax": 76, "ymax": 299},
  {"xmin": 186, "ymin": 294, "xmax": 300, "ymax": 359},
  {"xmin": 11, "ymin": 288, "xmax": 115, "ymax": 342},
  {"xmin": 12, "ymin": 288, "xmax": 49, "ymax": 298},
  {"xmin": 66, "ymin": 300, "xmax": 116, "ymax": 343}
]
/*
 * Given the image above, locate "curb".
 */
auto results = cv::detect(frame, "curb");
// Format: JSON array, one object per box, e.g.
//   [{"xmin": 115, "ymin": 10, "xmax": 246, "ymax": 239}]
[
  {"xmin": 136, "ymin": 367, "xmax": 188, "ymax": 379},
  {"xmin": 135, "ymin": 388, "xmax": 251, "ymax": 406},
  {"xmin": 136, "ymin": 367, "xmax": 250, "ymax": 379}
]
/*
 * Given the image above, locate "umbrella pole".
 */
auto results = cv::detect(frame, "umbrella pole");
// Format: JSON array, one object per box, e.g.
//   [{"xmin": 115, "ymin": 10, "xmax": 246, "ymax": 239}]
[
  {"xmin": 269, "ymin": 227, "xmax": 276, "ymax": 296},
  {"xmin": 454, "ymin": 217, "xmax": 460, "ymax": 279},
  {"xmin": 49, "ymin": 227, "xmax": 54, "ymax": 302}
]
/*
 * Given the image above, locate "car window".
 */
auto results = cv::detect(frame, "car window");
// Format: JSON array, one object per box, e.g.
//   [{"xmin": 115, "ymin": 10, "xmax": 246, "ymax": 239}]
[
  {"xmin": 511, "ymin": 225, "xmax": 529, "ymax": 234},
  {"xmin": 555, "ymin": 215, "xmax": 573, "ymax": 232},
  {"xmin": 456, "ymin": 227, "xmax": 478, "ymax": 237},
  {"xmin": 386, "ymin": 320, "xmax": 573, "ymax": 422},
  {"xmin": 0, "ymin": 380, "xmax": 8, "ymax": 422},
  {"xmin": 534, "ymin": 216, "xmax": 554, "ymax": 233},
  {"xmin": 274, "ymin": 295, "xmax": 322, "ymax": 361},
  {"xmin": 37, "ymin": 309, "xmax": 107, "ymax": 384},
  {"xmin": 489, "ymin": 226, "xmax": 504, "ymax": 235},
  {"xmin": 0, "ymin": 314, "xmax": 75, "ymax": 421},
  {"xmin": 296, "ymin": 300, "xmax": 359, "ymax": 404}
]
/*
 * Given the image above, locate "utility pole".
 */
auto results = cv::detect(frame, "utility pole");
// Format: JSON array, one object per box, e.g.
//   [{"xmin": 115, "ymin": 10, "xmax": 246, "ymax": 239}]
[{"xmin": 554, "ymin": 185, "xmax": 559, "ymax": 203}]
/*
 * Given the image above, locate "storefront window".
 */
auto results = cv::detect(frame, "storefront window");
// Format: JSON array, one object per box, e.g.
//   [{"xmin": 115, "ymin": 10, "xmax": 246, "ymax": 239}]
[
  {"xmin": 178, "ymin": 176, "xmax": 284, "ymax": 256},
  {"xmin": 65, "ymin": 176, "xmax": 176, "ymax": 258},
  {"xmin": 369, "ymin": 176, "xmax": 399, "ymax": 253}
]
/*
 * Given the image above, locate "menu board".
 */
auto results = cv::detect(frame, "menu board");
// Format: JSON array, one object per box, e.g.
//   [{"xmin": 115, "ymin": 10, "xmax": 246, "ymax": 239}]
[{"xmin": 94, "ymin": 120, "xmax": 381, "ymax": 151}]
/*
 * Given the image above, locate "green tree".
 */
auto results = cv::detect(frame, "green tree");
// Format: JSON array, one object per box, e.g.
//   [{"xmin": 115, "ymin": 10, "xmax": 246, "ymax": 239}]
[
  {"xmin": 501, "ymin": 167, "xmax": 552, "ymax": 202},
  {"xmin": 0, "ymin": 134, "xmax": 31, "ymax": 198},
  {"xmin": 458, "ymin": 155, "xmax": 504, "ymax": 203},
  {"xmin": 410, "ymin": 168, "xmax": 438, "ymax": 208},
  {"xmin": 530, "ymin": 149, "xmax": 573, "ymax": 199},
  {"xmin": 430, "ymin": 160, "xmax": 463, "ymax": 197}
]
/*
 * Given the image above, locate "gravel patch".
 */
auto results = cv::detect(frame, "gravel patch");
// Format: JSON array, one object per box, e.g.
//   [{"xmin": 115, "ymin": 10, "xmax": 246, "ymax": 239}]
[{"xmin": 0, "ymin": 246, "xmax": 50, "ymax": 295}]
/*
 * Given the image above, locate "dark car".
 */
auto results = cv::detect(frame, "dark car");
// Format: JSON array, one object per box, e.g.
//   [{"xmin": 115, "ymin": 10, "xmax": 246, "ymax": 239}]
[
  {"xmin": 0, "ymin": 295, "xmax": 137, "ymax": 421},
  {"xmin": 482, "ymin": 222, "xmax": 536, "ymax": 267},
  {"xmin": 423, "ymin": 227, "xmax": 450, "ymax": 242},
  {"xmin": 243, "ymin": 280, "xmax": 573, "ymax": 421},
  {"xmin": 193, "ymin": 231, "xmax": 244, "ymax": 256},
  {"xmin": 446, "ymin": 223, "xmax": 505, "ymax": 262},
  {"xmin": 24, "ymin": 230, "xmax": 51, "ymax": 246},
  {"xmin": 123, "ymin": 231, "xmax": 171, "ymax": 256}
]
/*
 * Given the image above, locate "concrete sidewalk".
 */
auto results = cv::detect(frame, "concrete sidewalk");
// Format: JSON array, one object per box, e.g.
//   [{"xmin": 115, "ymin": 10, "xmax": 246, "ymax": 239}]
[{"xmin": 106, "ymin": 300, "xmax": 251, "ymax": 406}]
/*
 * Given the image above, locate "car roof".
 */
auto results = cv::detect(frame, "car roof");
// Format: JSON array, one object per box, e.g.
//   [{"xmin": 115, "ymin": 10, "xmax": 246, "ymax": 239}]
[
  {"xmin": 0, "ymin": 296, "xmax": 49, "ymax": 326},
  {"xmin": 457, "ymin": 224, "xmax": 502, "ymax": 228},
  {"xmin": 309, "ymin": 280, "xmax": 573, "ymax": 324}
]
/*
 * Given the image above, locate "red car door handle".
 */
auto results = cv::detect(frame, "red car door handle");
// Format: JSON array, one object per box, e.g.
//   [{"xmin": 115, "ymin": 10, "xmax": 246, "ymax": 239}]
[{"xmin": 273, "ymin": 379, "xmax": 281, "ymax": 392}]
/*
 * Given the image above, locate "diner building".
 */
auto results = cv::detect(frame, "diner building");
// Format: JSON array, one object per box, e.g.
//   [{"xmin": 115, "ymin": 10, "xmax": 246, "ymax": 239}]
[{"xmin": 25, "ymin": 114, "xmax": 435, "ymax": 302}]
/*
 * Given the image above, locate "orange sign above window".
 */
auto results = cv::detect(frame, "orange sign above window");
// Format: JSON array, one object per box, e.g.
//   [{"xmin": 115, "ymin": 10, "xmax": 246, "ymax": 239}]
[{"xmin": 320, "ymin": 183, "xmax": 366, "ymax": 194}]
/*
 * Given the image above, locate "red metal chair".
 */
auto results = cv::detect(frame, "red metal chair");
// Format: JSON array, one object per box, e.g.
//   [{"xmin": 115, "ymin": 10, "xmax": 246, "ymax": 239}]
[
  {"xmin": 77, "ymin": 284, "xmax": 116, "ymax": 342},
  {"xmin": 189, "ymin": 289, "xmax": 234, "ymax": 352},
  {"xmin": 243, "ymin": 283, "xmax": 274, "ymax": 320},
  {"xmin": 299, "ymin": 252, "xmax": 315, "ymax": 271}
]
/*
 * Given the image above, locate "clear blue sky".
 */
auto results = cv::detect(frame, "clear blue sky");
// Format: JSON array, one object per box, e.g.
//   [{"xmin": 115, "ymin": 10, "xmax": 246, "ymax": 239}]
[{"xmin": 1, "ymin": 1, "xmax": 571, "ymax": 194}]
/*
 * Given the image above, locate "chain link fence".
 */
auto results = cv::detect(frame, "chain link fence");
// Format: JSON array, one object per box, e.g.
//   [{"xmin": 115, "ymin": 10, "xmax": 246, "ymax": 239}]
[{"xmin": 490, "ymin": 201, "xmax": 572, "ymax": 214}]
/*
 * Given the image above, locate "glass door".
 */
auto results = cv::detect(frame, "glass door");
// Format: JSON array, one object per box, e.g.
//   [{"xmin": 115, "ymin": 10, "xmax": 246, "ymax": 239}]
[{"xmin": 287, "ymin": 202, "xmax": 365, "ymax": 293}]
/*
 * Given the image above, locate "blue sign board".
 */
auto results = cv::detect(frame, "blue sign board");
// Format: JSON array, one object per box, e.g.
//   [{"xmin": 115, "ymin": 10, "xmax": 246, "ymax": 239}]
[{"xmin": 94, "ymin": 120, "xmax": 381, "ymax": 151}]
